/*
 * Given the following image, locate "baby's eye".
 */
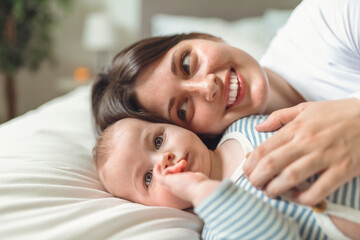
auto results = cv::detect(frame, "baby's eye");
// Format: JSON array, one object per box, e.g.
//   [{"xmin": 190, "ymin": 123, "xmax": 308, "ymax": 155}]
[
  {"xmin": 181, "ymin": 51, "xmax": 191, "ymax": 75},
  {"xmin": 154, "ymin": 135, "xmax": 163, "ymax": 150},
  {"xmin": 177, "ymin": 100, "xmax": 187, "ymax": 121},
  {"xmin": 144, "ymin": 170, "xmax": 153, "ymax": 187}
]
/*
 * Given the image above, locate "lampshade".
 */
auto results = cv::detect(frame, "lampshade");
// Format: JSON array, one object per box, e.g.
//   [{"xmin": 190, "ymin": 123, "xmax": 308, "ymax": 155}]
[{"xmin": 83, "ymin": 13, "xmax": 115, "ymax": 51}]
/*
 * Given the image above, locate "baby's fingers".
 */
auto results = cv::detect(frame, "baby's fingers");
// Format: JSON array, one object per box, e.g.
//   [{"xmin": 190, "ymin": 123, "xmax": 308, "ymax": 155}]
[
  {"xmin": 153, "ymin": 162, "xmax": 188, "ymax": 189},
  {"xmin": 163, "ymin": 160, "xmax": 187, "ymax": 175},
  {"xmin": 153, "ymin": 164, "xmax": 166, "ymax": 184}
]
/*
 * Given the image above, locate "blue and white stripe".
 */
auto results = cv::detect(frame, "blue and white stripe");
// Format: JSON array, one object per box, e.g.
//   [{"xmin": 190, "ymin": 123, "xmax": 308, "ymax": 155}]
[{"xmin": 196, "ymin": 180, "xmax": 299, "ymax": 240}]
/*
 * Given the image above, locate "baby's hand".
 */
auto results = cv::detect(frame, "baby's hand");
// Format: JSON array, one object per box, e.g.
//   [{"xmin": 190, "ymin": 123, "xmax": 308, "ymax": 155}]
[
  {"xmin": 154, "ymin": 163, "xmax": 220, "ymax": 206},
  {"xmin": 162, "ymin": 159, "xmax": 187, "ymax": 174}
]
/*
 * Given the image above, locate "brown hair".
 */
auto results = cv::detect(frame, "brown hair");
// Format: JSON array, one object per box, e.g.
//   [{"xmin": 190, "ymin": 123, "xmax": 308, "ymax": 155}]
[{"xmin": 91, "ymin": 32, "xmax": 219, "ymax": 132}]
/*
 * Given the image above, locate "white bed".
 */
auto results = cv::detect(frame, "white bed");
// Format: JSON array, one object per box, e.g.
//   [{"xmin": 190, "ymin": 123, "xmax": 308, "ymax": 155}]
[
  {"xmin": 0, "ymin": 0, "xmax": 301, "ymax": 239},
  {"xmin": 0, "ymin": 86, "xmax": 202, "ymax": 239}
]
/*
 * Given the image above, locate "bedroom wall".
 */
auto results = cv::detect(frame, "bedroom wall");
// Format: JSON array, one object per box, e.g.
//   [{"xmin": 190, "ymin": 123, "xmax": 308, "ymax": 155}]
[{"xmin": 0, "ymin": 0, "xmax": 141, "ymax": 124}]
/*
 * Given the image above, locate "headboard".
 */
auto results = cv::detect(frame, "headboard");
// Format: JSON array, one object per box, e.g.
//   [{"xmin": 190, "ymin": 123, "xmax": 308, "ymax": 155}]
[{"xmin": 140, "ymin": 0, "xmax": 301, "ymax": 38}]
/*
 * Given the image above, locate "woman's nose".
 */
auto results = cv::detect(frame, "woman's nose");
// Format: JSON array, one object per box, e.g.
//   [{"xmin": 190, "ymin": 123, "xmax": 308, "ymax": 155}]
[
  {"xmin": 183, "ymin": 74, "xmax": 217, "ymax": 101},
  {"xmin": 160, "ymin": 152, "xmax": 175, "ymax": 170}
]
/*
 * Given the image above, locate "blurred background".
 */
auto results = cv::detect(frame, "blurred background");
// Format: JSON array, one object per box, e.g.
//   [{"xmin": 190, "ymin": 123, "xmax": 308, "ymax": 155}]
[{"xmin": 0, "ymin": 0, "xmax": 141, "ymax": 123}]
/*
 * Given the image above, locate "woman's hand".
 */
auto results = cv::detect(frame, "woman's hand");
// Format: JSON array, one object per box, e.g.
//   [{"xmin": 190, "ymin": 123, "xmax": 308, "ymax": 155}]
[
  {"xmin": 154, "ymin": 163, "xmax": 220, "ymax": 206},
  {"xmin": 243, "ymin": 98, "xmax": 360, "ymax": 205}
]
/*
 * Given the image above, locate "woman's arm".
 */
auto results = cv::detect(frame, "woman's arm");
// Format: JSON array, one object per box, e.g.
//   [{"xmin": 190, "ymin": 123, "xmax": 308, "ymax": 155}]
[
  {"xmin": 331, "ymin": 215, "xmax": 360, "ymax": 240},
  {"xmin": 243, "ymin": 98, "xmax": 360, "ymax": 205}
]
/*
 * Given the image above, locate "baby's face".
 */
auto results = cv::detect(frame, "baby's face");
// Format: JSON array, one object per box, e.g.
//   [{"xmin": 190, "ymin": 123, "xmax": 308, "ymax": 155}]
[{"xmin": 100, "ymin": 118, "xmax": 211, "ymax": 209}]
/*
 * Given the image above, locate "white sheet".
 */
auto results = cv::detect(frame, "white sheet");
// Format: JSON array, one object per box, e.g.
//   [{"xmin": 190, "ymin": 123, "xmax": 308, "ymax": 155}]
[{"xmin": 0, "ymin": 86, "xmax": 202, "ymax": 240}]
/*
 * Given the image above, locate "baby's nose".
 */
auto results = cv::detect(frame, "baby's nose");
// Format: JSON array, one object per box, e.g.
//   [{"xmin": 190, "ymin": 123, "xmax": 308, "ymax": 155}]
[{"xmin": 160, "ymin": 152, "xmax": 175, "ymax": 170}]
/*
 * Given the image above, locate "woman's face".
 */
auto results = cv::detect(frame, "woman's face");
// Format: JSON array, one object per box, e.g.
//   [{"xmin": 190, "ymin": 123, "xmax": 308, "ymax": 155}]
[{"xmin": 135, "ymin": 39, "xmax": 269, "ymax": 134}]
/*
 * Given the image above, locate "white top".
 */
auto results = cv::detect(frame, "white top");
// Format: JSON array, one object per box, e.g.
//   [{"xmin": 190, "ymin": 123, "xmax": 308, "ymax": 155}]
[
  {"xmin": 217, "ymin": 131, "xmax": 254, "ymax": 183},
  {"xmin": 261, "ymin": 0, "xmax": 360, "ymax": 101}
]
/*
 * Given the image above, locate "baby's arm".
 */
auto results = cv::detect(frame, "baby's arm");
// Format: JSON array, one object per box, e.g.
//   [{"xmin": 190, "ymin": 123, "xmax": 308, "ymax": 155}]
[
  {"xmin": 195, "ymin": 180, "xmax": 300, "ymax": 240},
  {"xmin": 154, "ymin": 164, "xmax": 300, "ymax": 240}
]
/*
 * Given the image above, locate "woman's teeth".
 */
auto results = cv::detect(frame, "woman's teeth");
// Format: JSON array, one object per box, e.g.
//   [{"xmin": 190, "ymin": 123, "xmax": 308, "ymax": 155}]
[{"xmin": 228, "ymin": 71, "xmax": 239, "ymax": 106}]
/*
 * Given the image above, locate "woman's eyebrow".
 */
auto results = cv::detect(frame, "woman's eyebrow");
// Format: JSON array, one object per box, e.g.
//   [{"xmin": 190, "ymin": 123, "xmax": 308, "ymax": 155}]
[
  {"xmin": 171, "ymin": 53, "xmax": 177, "ymax": 75},
  {"xmin": 168, "ymin": 97, "xmax": 175, "ymax": 121}
]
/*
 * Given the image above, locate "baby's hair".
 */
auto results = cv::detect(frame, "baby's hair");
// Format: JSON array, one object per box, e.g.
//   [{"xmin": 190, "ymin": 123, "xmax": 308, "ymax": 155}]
[
  {"xmin": 93, "ymin": 118, "xmax": 139, "ymax": 200},
  {"xmin": 93, "ymin": 122, "xmax": 119, "ymax": 175}
]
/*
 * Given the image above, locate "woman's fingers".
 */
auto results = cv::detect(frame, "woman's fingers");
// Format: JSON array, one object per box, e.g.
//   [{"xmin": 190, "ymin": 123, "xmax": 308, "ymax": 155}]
[
  {"xmin": 255, "ymin": 102, "xmax": 310, "ymax": 132},
  {"xmin": 244, "ymin": 102, "xmax": 312, "ymax": 178},
  {"xmin": 264, "ymin": 152, "xmax": 323, "ymax": 197},
  {"xmin": 246, "ymin": 142, "xmax": 297, "ymax": 189},
  {"xmin": 244, "ymin": 122, "xmax": 294, "ymax": 180},
  {"xmin": 247, "ymin": 99, "xmax": 360, "ymax": 205},
  {"xmin": 293, "ymin": 164, "xmax": 352, "ymax": 206}
]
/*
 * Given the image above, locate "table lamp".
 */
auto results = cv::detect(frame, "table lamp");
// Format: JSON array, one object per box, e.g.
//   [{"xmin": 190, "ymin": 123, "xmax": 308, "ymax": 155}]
[{"xmin": 83, "ymin": 12, "xmax": 115, "ymax": 71}]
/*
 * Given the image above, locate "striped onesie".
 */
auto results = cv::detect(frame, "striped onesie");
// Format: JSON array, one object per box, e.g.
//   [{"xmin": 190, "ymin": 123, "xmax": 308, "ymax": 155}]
[{"xmin": 194, "ymin": 115, "xmax": 360, "ymax": 239}]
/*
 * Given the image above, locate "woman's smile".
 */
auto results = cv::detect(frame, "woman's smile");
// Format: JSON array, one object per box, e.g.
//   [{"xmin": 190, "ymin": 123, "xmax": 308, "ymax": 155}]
[{"xmin": 224, "ymin": 68, "xmax": 246, "ymax": 110}]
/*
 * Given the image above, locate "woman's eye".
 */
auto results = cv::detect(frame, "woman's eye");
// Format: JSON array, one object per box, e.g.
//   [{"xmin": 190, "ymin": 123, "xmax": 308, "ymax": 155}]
[
  {"xmin": 144, "ymin": 170, "xmax": 153, "ymax": 187},
  {"xmin": 181, "ymin": 51, "xmax": 191, "ymax": 75},
  {"xmin": 154, "ymin": 135, "xmax": 163, "ymax": 150},
  {"xmin": 177, "ymin": 101, "xmax": 187, "ymax": 121}
]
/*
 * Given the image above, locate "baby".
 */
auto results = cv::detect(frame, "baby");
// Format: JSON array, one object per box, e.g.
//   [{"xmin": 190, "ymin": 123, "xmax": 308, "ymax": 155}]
[
  {"xmin": 93, "ymin": 117, "xmax": 242, "ymax": 209},
  {"xmin": 93, "ymin": 117, "xmax": 360, "ymax": 239}
]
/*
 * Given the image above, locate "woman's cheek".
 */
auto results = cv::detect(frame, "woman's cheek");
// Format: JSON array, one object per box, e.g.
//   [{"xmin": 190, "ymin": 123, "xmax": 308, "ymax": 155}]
[{"xmin": 192, "ymin": 107, "xmax": 226, "ymax": 134}]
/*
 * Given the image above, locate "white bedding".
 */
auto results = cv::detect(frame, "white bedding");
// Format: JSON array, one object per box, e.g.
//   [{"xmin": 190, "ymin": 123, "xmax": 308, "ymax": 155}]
[{"xmin": 0, "ymin": 86, "xmax": 202, "ymax": 240}]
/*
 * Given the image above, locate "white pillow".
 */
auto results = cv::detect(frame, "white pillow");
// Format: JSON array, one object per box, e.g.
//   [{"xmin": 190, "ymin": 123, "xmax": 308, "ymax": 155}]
[
  {"xmin": 151, "ymin": 10, "xmax": 291, "ymax": 60},
  {"xmin": 152, "ymin": 14, "xmax": 271, "ymax": 60},
  {"xmin": 262, "ymin": 8, "xmax": 292, "ymax": 35},
  {"xmin": 0, "ymin": 86, "xmax": 202, "ymax": 240}
]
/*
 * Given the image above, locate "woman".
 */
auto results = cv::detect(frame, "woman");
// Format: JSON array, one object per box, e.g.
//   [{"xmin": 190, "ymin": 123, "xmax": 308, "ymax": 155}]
[{"xmin": 92, "ymin": 0, "xmax": 360, "ymax": 206}]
